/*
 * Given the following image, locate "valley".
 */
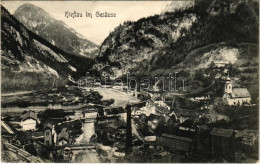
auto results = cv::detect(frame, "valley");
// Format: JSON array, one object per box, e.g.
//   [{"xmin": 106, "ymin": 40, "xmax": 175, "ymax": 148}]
[{"xmin": 1, "ymin": 0, "xmax": 259, "ymax": 163}]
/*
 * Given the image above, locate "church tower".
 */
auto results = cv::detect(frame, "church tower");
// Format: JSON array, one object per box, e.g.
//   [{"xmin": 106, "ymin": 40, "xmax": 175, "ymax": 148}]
[{"xmin": 224, "ymin": 75, "xmax": 232, "ymax": 94}]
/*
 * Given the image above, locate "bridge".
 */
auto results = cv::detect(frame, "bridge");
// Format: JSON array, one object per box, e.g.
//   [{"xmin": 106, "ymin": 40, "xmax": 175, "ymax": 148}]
[
  {"xmin": 83, "ymin": 118, "xmax": 96, "ymax": 123},
  {"xmin": 69, "ymin": 144, "xmax": 96, "ymax": 150}
]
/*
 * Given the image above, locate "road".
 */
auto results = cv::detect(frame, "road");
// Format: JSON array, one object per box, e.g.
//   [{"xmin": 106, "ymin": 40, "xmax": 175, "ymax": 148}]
[{"xmin": 1, "ymin": 91, "xmax": 35, "ymax": 97}]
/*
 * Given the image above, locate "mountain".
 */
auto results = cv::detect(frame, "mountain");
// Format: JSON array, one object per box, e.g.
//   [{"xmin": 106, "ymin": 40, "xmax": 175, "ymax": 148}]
[
  {"xmin": 162, "ymin": 1, "xmax": 194, "ymax": 13},
  {"xmin": 1, "ymin": 6, "xmax": 95, "ymax": 93},
  {"xmin": 14, "ymin": 3, "xmax": 98, "ymax": 58},
  {"xmin": 96, "ymin": 0, "xmax": 258, "ymax": 78}
]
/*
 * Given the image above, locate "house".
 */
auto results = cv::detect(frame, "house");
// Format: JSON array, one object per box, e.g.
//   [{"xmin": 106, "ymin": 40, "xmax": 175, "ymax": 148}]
[
  {"xmin": 84, "ymin": 111, "xmax": 98, "ymax": 119},
  {"xmin": 210, "ymin": 128, "xmax": 235, "ymax": 161},
  {"xmin": 57, "ymin": 128, "xmax": 69, "ymax": 146},
  {"xmin": 206, "ymin": 109, "xmax": 229, "ymax": 123},
  {"xmin": 175, "ymin": 109, "xmax": 197, "ymax": 123},
  {"xmin": 223, "ymin": 76, "xmax": 251, "ymax": 105},
  {"xmin": 179, "ymin": 119, "xmax": 198, "ymax": 132},
  {"xmin": 156, "ymin": 133, "xmax": 193, "ymax": 153},
  {"xmin": 144, "ymin": 136, "xmax": 157, "ymax": 142},
  {"xmin": 140, "ymin": 103, "xmax": 156, "ymax": 116},
  {"xmin": 14, "ymin": 131, "xmax": 33, "ymax": 145},
  {"xmin": 154, "ymin": 104, "xmax": 171, "ymax": 117},
  {"xmin": 131, "ymin": 107, "xmax": 142, "ymax": 116},
  {"xmin": 97, "ymin": 116, "xmax": 119, "ymax": 125},
  {"xmin": 236, "ymin": 129, "xmax": 259, "ymax": 158},
  {"xmin": 190, "ymin": 95, "xmax": 210, "ymax": 102},
  {"xmin": 47, "ymin": 104, "xmax": 61, "ymax": 110},
  {"xmin": 241, "ymin": 129, "xmax": 258, "ymax": 146},
  {"xmin": 147, "ymin": 114, "xmax": 162, "ymax": 130},
  {"xmin": 70, "ymin": 110, "xmax": 84, "ymax": 120},
  {"xmin": 43, "ymin": 123, "xmax": 55, "ymax": 146},
  {"xmin": 213, "ymin": 61, "xmax": 229, "ymax": 68},
  {"xmin": 215, "ymin": 73, "xmax": 222, "ymax": 79},
  {"xmin": 20, "ymin": 110, "xmax": 38, "ymax": 131},
  {"xmin": 104, "ymin": 107, "xmax": 126, "ymax": 118}
]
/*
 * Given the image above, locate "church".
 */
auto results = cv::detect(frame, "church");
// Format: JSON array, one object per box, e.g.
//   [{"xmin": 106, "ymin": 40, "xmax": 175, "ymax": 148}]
[{"xmin": 222, "ymin": 76, "xmax": 251, "ymax": 106}]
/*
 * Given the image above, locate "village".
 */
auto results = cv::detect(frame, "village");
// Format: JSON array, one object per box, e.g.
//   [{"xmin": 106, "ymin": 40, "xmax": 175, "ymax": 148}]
[{"xmin": 1, "ymin": 61, "xmax": 259, "ymax": 163}]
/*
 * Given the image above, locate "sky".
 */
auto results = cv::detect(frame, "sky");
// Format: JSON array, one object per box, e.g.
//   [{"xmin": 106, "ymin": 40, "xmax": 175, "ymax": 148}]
[{"xmin": 2, "ymin": 1, "xmax": 171, "ymax": 45}]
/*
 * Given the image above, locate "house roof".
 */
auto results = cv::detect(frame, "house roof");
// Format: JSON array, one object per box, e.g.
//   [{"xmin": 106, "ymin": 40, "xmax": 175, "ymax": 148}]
[
  {"xmin": 155, "ymin": 104, "xmax": 171, "ymax": 114},
  {"xmin": 210, "ymin": 128, "xmax": 234, "ymax": 138},
  {"xmin": 231, "ymin": 88, "xmax": 251, "ymax": 98},
  {"xmin": 108, "ymin": 120, "xmax": 126, "ymax": 129},
  {"xmin": 21, "ymin": 110, "xmax": 37, "ymax": 121},
  {"xmin": 57, "ymin": 128, "xmax": 69, "ymax": 142},
  {"xmin": 161, "ymin": 133, "xmax": 192, "ymax": 142},
  {"xmin": 130, "ymin": 101, "xmax": 147, "ymax": 108},
  {"xmin": 174, "ymin": 109, "xmax": 196, "ymax": 118},
  {"xmin": 16, "ymin": 132, "xmax": 32, "ymax": 142},
  {"xmin": 43, "ymin": 123, "xmax": 53, "ymax": 130},
  {"xmin": 104, "ymin": 107, "xmax": 125, "ymax": 115},
  {"xmin": 148, "ymin": 114, "xmax": 161, "ymax": 121},
  {"xmin": 179, "ymin": 119, "xmax": 196, "ymax": 129},
  {"xmin": 43, "ymin": 118, "xmax": 63, "ymax": 127},
  {"xmin": 156, "ymin": 133, "xmax": 192, "ymax": 152},
  {"xmin": 243, "ymin": 129, "xmax": 258, "ymax": 136}
]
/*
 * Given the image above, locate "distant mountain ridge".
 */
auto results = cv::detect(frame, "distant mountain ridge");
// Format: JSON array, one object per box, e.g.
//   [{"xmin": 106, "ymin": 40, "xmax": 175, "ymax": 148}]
[
  {"xmin": 14, "ymin": 3, "xmax": 99, "ymax": 58},
  {"xmin": 1, "ymin": 6, "xmax": 95, "ymax": 92}
]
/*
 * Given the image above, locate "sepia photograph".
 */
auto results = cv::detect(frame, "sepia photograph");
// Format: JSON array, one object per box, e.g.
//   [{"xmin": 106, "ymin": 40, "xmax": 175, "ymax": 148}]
[{"xmin": 0, "ymin": 0, "xmax": 259, "ymax": 163}]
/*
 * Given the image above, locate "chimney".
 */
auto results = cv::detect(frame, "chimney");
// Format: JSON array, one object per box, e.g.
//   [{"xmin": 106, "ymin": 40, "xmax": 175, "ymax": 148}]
[{"xmin": 126, "ymin": 104, "xmax": 132, "ymax": 151}]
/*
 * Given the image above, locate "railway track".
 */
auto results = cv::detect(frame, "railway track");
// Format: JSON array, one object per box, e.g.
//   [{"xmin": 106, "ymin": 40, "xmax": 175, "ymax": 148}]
[{"xmin": 3, "ymin": 142, "xmax": 44, "ymax": 163}]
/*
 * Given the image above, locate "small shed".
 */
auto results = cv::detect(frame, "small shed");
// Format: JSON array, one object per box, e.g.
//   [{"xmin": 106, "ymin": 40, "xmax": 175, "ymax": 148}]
[{"xmin": 211, "ymin": 128, "xmax": 235, "ymax": 161}]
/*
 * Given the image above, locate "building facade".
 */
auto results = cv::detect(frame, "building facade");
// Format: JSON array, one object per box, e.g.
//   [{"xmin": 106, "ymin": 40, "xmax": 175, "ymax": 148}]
[{"xmin": 223, "ymin": 77, "xmax": 251, "ymax": 105}]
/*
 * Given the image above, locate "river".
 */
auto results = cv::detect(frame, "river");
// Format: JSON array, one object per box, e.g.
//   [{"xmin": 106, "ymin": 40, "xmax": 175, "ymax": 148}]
[
  {"xmin": 74, "ymin": 122, "xmax": 95, "ymax": 144},
  {"xmin": 71, "ymin": 88, "xmax": 140, "ymax": 162},
  {"xmin": 71, "ymin": 122, "xmax": 100, "ymax": 162}
]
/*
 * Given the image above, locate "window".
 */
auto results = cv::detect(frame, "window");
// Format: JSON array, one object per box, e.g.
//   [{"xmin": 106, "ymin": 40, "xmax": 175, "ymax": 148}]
[{"xmin": 46, "ymin": 131, "xmax": 49, "ymax": 136}]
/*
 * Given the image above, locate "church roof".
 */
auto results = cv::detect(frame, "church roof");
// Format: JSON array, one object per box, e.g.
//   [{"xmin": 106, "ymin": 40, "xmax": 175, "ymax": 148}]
[{"xmin": 231, "ymin": 88, "xmax": 251, "ymax": 98}]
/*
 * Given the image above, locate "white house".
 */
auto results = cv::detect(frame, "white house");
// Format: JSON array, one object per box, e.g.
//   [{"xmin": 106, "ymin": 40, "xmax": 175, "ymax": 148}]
[
  {"xmin": 57, "ymin": 128, "xmax": 69, "ymax": 146},
  {"xmin": 214, "ymin": 61, "xmax": 229, "ymax": 68},
  {"xmin": 20, "ymin": 111, "xmax": 38, "ymax": 131},
  {"xmin": 223, "ymin": 76, "xmax": 251, "ymax": 105},
  {"xmin": 47, "ymin": 104, "xmax": 61, "ymax": 110}
]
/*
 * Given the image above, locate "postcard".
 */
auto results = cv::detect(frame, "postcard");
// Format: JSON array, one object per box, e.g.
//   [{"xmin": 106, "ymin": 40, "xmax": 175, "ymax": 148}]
[{"xmin": 1, "ymin": 0, "xmax": 259, "ymax": 163}]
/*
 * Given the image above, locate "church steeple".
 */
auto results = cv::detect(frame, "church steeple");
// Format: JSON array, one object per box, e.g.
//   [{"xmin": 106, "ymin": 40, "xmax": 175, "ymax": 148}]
[{"xmin": 225, "ymin": 72, "xmax": 232, "ymax": 94}]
